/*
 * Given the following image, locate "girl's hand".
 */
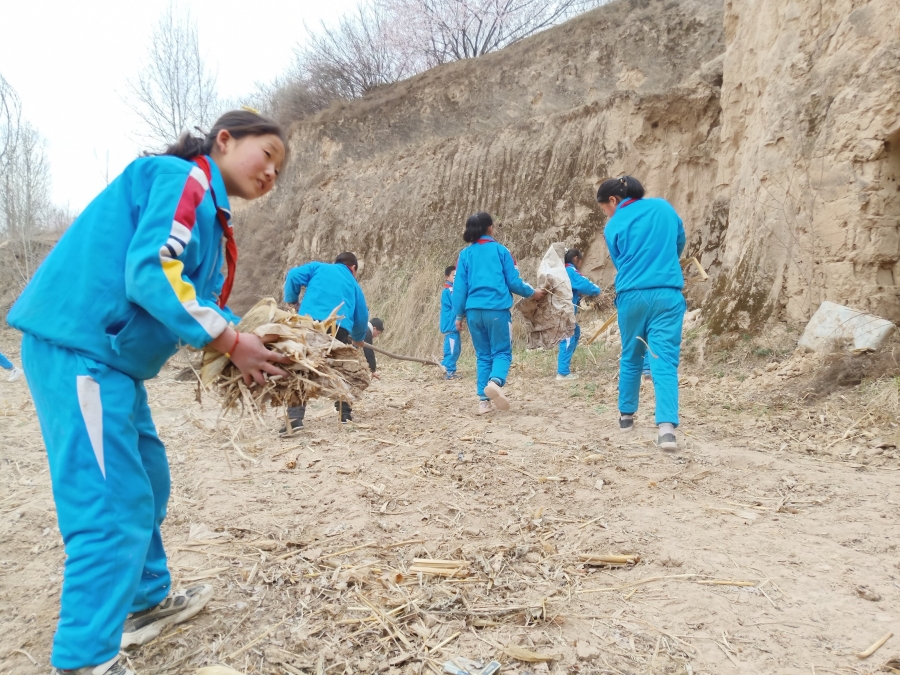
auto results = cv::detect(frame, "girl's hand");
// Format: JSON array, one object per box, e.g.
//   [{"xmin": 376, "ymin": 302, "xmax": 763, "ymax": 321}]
[
  {"xmin": 211, "ymin": 329, "xmax": 292, "ymax": 386},
  {"xmin": 455, "ymin": 318, "xmax": 465, "ymax": 332},
  {"xmin": 532, "ymin": 289, "xmax": 548, "ymax": 301}
]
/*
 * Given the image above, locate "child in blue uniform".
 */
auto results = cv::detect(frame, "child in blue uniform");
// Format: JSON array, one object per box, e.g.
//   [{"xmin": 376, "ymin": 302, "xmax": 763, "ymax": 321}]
[
  {"xmin": 598, "ymin": 176, "xmax": 686, "ymax": 451},
  {"xmin": 452, "ymin": 212, "xmax": 546, "ymax": 413},
  {"xmin": 282, "ymin": 252, "xmax": 370, "ymax": 428},
  {"xmin": 556, "ymin": 248, "xmax": 601, "ymax": 380},
  {"xmin": 7, "ymin": 110, "xmax": 290, "ymax": 675},
  {"xmin": 440, "ymin": 265, "xmax": 461, "ymax": 379}
]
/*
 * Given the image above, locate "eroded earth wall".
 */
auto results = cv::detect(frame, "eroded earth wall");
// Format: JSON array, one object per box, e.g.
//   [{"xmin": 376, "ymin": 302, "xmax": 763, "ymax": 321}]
[{"xmin": 233, "ymin": 0, "xmax": 899, "ymax": 354}]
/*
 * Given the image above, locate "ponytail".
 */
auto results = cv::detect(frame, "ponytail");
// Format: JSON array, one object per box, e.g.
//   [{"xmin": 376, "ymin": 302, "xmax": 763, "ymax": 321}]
[
  {"xmin": 157, "ymin": 109, "xmax": 288, "ymax": 161},
  {"xmin": 596, "ymin": 175, "xmax": 645, "ymax": 204},
  {"xmin": 463, "ymin": 212, "xmax": 493, "ymax": 243}
]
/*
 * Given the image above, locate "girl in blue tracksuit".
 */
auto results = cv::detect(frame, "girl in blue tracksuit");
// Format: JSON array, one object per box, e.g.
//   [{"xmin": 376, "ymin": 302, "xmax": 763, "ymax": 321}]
[
  {"xmin": 6, "ymin": 111, "xmax": 291, "ymax": 675},
  {"xmin": 557, "ymin": 248, "xmax": 601, "ymax": 379},
  {"xmin": 598, "ymin": 176, "xmax": 686, "ymax": 451},
  {"xmin": 452, "ymin": 212, "xmax": 546, "ymax": 413},
  {"xmin": 440, "ymin": 264, "xmax": 461, "ymax": 378}
]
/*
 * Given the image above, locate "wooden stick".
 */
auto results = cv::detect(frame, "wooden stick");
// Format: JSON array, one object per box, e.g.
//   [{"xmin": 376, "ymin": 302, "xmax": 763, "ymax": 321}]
[
  {"xmin": 697, "ymin": 580, "xmax": 758, "ymax": 587},
  {"xmin": 684, "ymin": 257, "xmax": 709, "ymax": 281},
  {"xmin": 856, "ymin": 631, "xmax": 892, "ymax": 659},
  {"xmin": 364, "ymin": 343, "xmax": 444, "ymax": 369},
  {"xmin": 319, "ymin": 541, "xmax": 378, "ymax": 560},
  {"xmin": 586, "ymin": 313, "xmax": 618, "ymax": 345}
]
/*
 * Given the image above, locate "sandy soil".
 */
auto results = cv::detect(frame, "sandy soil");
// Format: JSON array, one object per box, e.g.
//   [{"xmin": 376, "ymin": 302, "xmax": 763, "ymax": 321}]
[{"xmin": 1, "ymin": 328, "xmax": 899, "ymax": 675}]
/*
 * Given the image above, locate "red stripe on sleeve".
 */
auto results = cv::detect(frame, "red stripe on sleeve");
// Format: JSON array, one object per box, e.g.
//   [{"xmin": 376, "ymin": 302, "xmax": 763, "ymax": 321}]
[{"xmin": 173, "ymin": 174, "xmax": 207, "ymax": 231}]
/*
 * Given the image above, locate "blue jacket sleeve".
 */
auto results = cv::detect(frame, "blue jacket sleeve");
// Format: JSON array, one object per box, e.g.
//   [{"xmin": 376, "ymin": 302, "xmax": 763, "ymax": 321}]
[
  {"xmin": 351, "ymin": 285, "xmax": 369, "ymax": 342},
  {"xmin": 452, "ymin": 255, "xmax": 469, "ymax": 318},
  {"xmin": 284, "ymin": 262, "xmax": 321, "ymax": 304},
  {"xmin": 676, "ymin": 217, "xmax": 686, "ymax": 258},
  {"xmin": 605, "ymin": 228, "xmax": 621, "ymax": 271},
  {"xmin": 569, "ymin": 269, "xmax": 601, "ymax": 297},
  {"xmin": 440, "ymin": 288, "xmax": 453, "ymax": 332},
  {"xmin": 124, "ymin": 170, "xmax": 229, "ymax": 348},
  {"xmin": 500, "ymin": 247, "xmax": 535, "ymax": 298}
]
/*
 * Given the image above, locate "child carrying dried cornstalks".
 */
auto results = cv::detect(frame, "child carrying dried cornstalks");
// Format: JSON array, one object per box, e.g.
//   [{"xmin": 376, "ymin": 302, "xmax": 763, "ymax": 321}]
[
  {"xmin": 282, "ymin": 252, "xmax": 370, "ymax": 429},
  {"xmin": 6, "ymin": 111, "xmax": 291, "ymax": 675}
]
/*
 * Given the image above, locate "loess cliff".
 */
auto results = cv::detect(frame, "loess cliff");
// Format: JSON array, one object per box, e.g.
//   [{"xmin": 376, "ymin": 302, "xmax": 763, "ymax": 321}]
[{"xmin": 233, "ymin": 0, "xmax": 899, "ymax": 355}]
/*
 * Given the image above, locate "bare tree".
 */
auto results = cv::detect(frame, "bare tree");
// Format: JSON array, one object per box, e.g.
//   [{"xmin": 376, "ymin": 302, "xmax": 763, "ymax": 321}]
[
  {"xmin": 126, "ymin": 2, "xmax": 219, "ymax": 147},
  {"xmin": 296, "ymin": 3, "xmax": 414, "ymax": 101},
  {"xmin": 0, "ymin": 73, "xmax": 22, "ymax": 173},
  {"xmin": 380, "ymin": 0, "xmax": 605, "ymax": 65}
]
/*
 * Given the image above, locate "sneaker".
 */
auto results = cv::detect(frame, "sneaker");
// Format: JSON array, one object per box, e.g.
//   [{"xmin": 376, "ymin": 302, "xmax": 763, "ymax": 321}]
[
  {"xmin": 657, "ymin": 433, "xmax": 678, "ymax": 451},
  {"xmin": 121, "ymin": 584, "xmax": 213, "ymax": 648},
  {"xmin": 51, "ymin": 656, "xmax": 135, "ymax": 675},
  {"xmin": 556, "ymin": 373, "xmax": 578, "ymax": 381},
  {"xmin": 477, "ymin": 400, "xmax": 493, "ymax": 415},
  {"xmin": 279, "ymin": 419, "xmax": 304, "ymax": 435},
  {"xmin": 444, "ymin": 373, "xmax": 459, "ymax": 380},
  {"xmin": 642, "ymin": 370, "xmax": 652, "ymax": 383},
  {"xmin": 484, "ymin": 381, "xmax": 510, "ymax": 411},
  {"xmin": 8, "ymin": 366, "xmax": 22, "ymax": 382},
  {"xmin": 619, "ymin": 416, "xmax": 634, "ymax": 430}
]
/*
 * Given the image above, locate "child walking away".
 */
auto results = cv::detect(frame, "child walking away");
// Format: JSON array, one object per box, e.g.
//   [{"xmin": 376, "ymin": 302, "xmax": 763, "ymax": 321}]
[
  {"xmin": 6, "ymin": 110, "xmax": 290, "ymax": 675},
  {"xmin": 452, "ymin": 212, "xmax": 546, "ymax": 414},
  {"xmin": 556, "ymin": 249, "xmax": 601, "ymax": 381},
  {"xmin": 598, "ymin": 176, "xmax": 686, "ymax": 451},
  {"xmin": 282, "ymin": 252, "xmax": 370, "ymax": 429},
  {"xmin": 0, "ymin": 351, "xmax": 23, "ymax": 381},
  {"xmin": 440, "ymin": 265, "xmax": 461, "ymax": 379}
]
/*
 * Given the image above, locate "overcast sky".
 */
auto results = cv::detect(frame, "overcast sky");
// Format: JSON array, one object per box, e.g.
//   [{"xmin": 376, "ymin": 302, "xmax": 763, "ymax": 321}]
[{"xmin": 0, "ymin": 0, "xmax": 358, "ymax": 212}]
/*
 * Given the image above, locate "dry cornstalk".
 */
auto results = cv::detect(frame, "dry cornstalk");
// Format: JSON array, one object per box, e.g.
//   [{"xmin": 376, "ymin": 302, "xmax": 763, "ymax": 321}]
[
  {"xmin": 579, "ymin": 553, "xmax": 641, "ymax": 567},
  {"xmin": 856, "ymin": 631, "xmax": 892, "ymax": 659},
  {"xmin": 697, "ymin": 579, "xmax": 757, "ymax": 587},
  {"xmin": 409, "ymin": 559, "xmax": 470, "ymax": 577},
  {"xmin": 201, "ymin": 298, "xmax": 370, "ymax": 413}
]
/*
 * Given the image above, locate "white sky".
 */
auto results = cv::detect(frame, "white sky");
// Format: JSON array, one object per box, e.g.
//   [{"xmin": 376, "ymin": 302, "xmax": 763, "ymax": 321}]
[{"xmin": 0, "ymin": 0, "xmax": 358, "ymax": 212}]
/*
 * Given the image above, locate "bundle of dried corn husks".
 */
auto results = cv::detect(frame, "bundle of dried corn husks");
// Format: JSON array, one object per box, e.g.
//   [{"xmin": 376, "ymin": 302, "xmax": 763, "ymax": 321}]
[{"xmin": 201, "ymin": 298, "xmax": 370, "ymax": 412}]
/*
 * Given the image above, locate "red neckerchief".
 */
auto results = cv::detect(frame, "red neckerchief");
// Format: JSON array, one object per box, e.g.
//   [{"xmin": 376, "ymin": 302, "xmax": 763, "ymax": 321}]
[
  {"xmin": 192, "ymin": 156, "xmax": 236, "ymax": 309},
  {"xmin": 565, "ymin": 263, "xmax": 582, "ymax": 276},
  {"xmin": 619, "ymin": 198, "xmax": 637, "ymax": 209},
  {"xmin": 444, "ymin": 282, "xmax": 453, "ymax": 289},
  {"xmin": 476, "ymin": 236, "xmax": 494, "ymax": 244}
]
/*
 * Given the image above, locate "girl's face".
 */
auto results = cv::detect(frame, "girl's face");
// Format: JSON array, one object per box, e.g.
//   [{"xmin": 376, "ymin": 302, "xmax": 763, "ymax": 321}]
[
  {"xmin": 598, "ymin": 197, "xmax": 618, "ymax": 218},
  {"xmin": 214, "ymin": 131, "xmax": 286, "ymax": 199},
  {"xmin": 572, "ymin": 255, "xmax": 583, "ymax": 269}
]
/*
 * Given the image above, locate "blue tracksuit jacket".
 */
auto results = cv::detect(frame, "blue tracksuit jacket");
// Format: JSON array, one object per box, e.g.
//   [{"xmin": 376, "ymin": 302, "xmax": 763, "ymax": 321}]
[
  {"xmin": 452, "ymin": 236, "xmax": 534, "ymax": 317},
  {"xmin": 283, "ymin": 262, "xmax": 369, "ymax": 342},
  {"xmin": 440, "ymin": 282, "xmax": 456, "ymax": 334},
  {"xmin": 603, "ymin": 197, "xmax": 686, "ymax": 292},
  {"xmin": 566, "ymin": 263, "xmax": 601, "ymax": 313},
  {"xmin": 7, "ymin": 154, "xmax": 237, "ymax": 381}
]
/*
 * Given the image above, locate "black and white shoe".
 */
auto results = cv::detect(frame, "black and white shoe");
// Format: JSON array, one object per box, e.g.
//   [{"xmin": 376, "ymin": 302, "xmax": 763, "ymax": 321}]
[
  {"xmin": 657, "ymin": 433, "xmax": 678, "ymax": 451},
  {"xmin": 279, "ymin": 418, "xmax": 304, "ymax": 434},
  {"xmin": 619, "ymin": 416, "xmax": 634, "ymax": 430},
  {"xmin": 120, "ymin": 584, "xmax": 213, "ymax": 648},
  {"xmin": 51, "ymin": 657, "xmax": 134, "ymax": 675}
]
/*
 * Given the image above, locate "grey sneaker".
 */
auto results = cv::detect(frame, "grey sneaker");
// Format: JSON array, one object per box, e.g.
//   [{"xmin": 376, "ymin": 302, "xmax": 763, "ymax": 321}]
[
  {"xmin": 484, "ymin": 381, "xmax": 510, "ymax": 411},
  {"xmin": 8, "ymin": 366, "xmax": 22, "ymax": 382},
  {"xmin": 120, "ymin": 584, "xmax": 213, "ymax": 648},
  {"xmin": 657, "ymin": 433, "xmax": 678, "ymax": 451},
  {"xmin": 51, "ymin": 656, "xmax": 135, "ymax": 675}
]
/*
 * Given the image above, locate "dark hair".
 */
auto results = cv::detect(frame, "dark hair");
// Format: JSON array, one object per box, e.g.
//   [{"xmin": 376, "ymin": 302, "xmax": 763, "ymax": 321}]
[
  {"xmin": 596, "ymin": 175, "xmax": 645, "ymax": 203},
  {"xmin": 370, "ymin": 317, "xmax": 384, "ymax": 331},
  {"xmin": 564, "ymin": 248, "xmax": 582, "ymax": 265},
  {"xmin": 463, "ymin": 212, "xmax": 493, "ymax": 243},
  {"xmin": 444, "ymin": 265, "xmax": 457, "ymax": 277},
  {"xmin": 160, "ymin": 109, "xmax": 288, "ymax": 162},
  {"xmin": 335, "ymin": 252, "xmax": 358, "ymax": 269}
]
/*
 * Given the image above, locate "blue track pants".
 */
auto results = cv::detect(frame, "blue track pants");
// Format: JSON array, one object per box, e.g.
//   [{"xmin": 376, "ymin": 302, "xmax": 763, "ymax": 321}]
[
  {"xmin": 0, "ymin": 351, "xmax": 13, "ymax": 370},
  {"xmin": 442, "ymin": 331, "xmax": 461, "ymax": 375},
  {"xmin": 466, "ymin": 308, "xmax": 512, "ymax": 399},
  {"xmin": 21, "ymin": 335, "xmax": 171, "ymax": 669},
  {"xmin": 616, "ymin": 288, "xmax": 686, "ymax": 425},
  {"xmin": 557, "ymin": 324, "xmax": 581, "ymax": 376}
]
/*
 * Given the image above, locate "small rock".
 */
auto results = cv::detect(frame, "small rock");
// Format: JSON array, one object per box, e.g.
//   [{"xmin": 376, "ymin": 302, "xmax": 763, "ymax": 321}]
[
  {"xmin": 576, "ymin": 640, "xmax": 600, "ymax": 661},
  {"xmin": 525, "ymin": 551, "xmax": 542, "ymax": 564},
  {"xmin": 765, "ymin": 362, "xmax": 779, "ymax": 372},
  {"xmin": 595, "ymin": 479, "xmax": 605, "ymax": 491},
  {"xmin": 857, "ymin": 585, "xmax": 882, "ymax": 602}
]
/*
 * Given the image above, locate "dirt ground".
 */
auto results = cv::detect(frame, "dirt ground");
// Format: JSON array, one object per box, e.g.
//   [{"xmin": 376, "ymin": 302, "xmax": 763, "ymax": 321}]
[{"xmin": 1, "ymin": 326, "xmax": 899, "ymax": 675}]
